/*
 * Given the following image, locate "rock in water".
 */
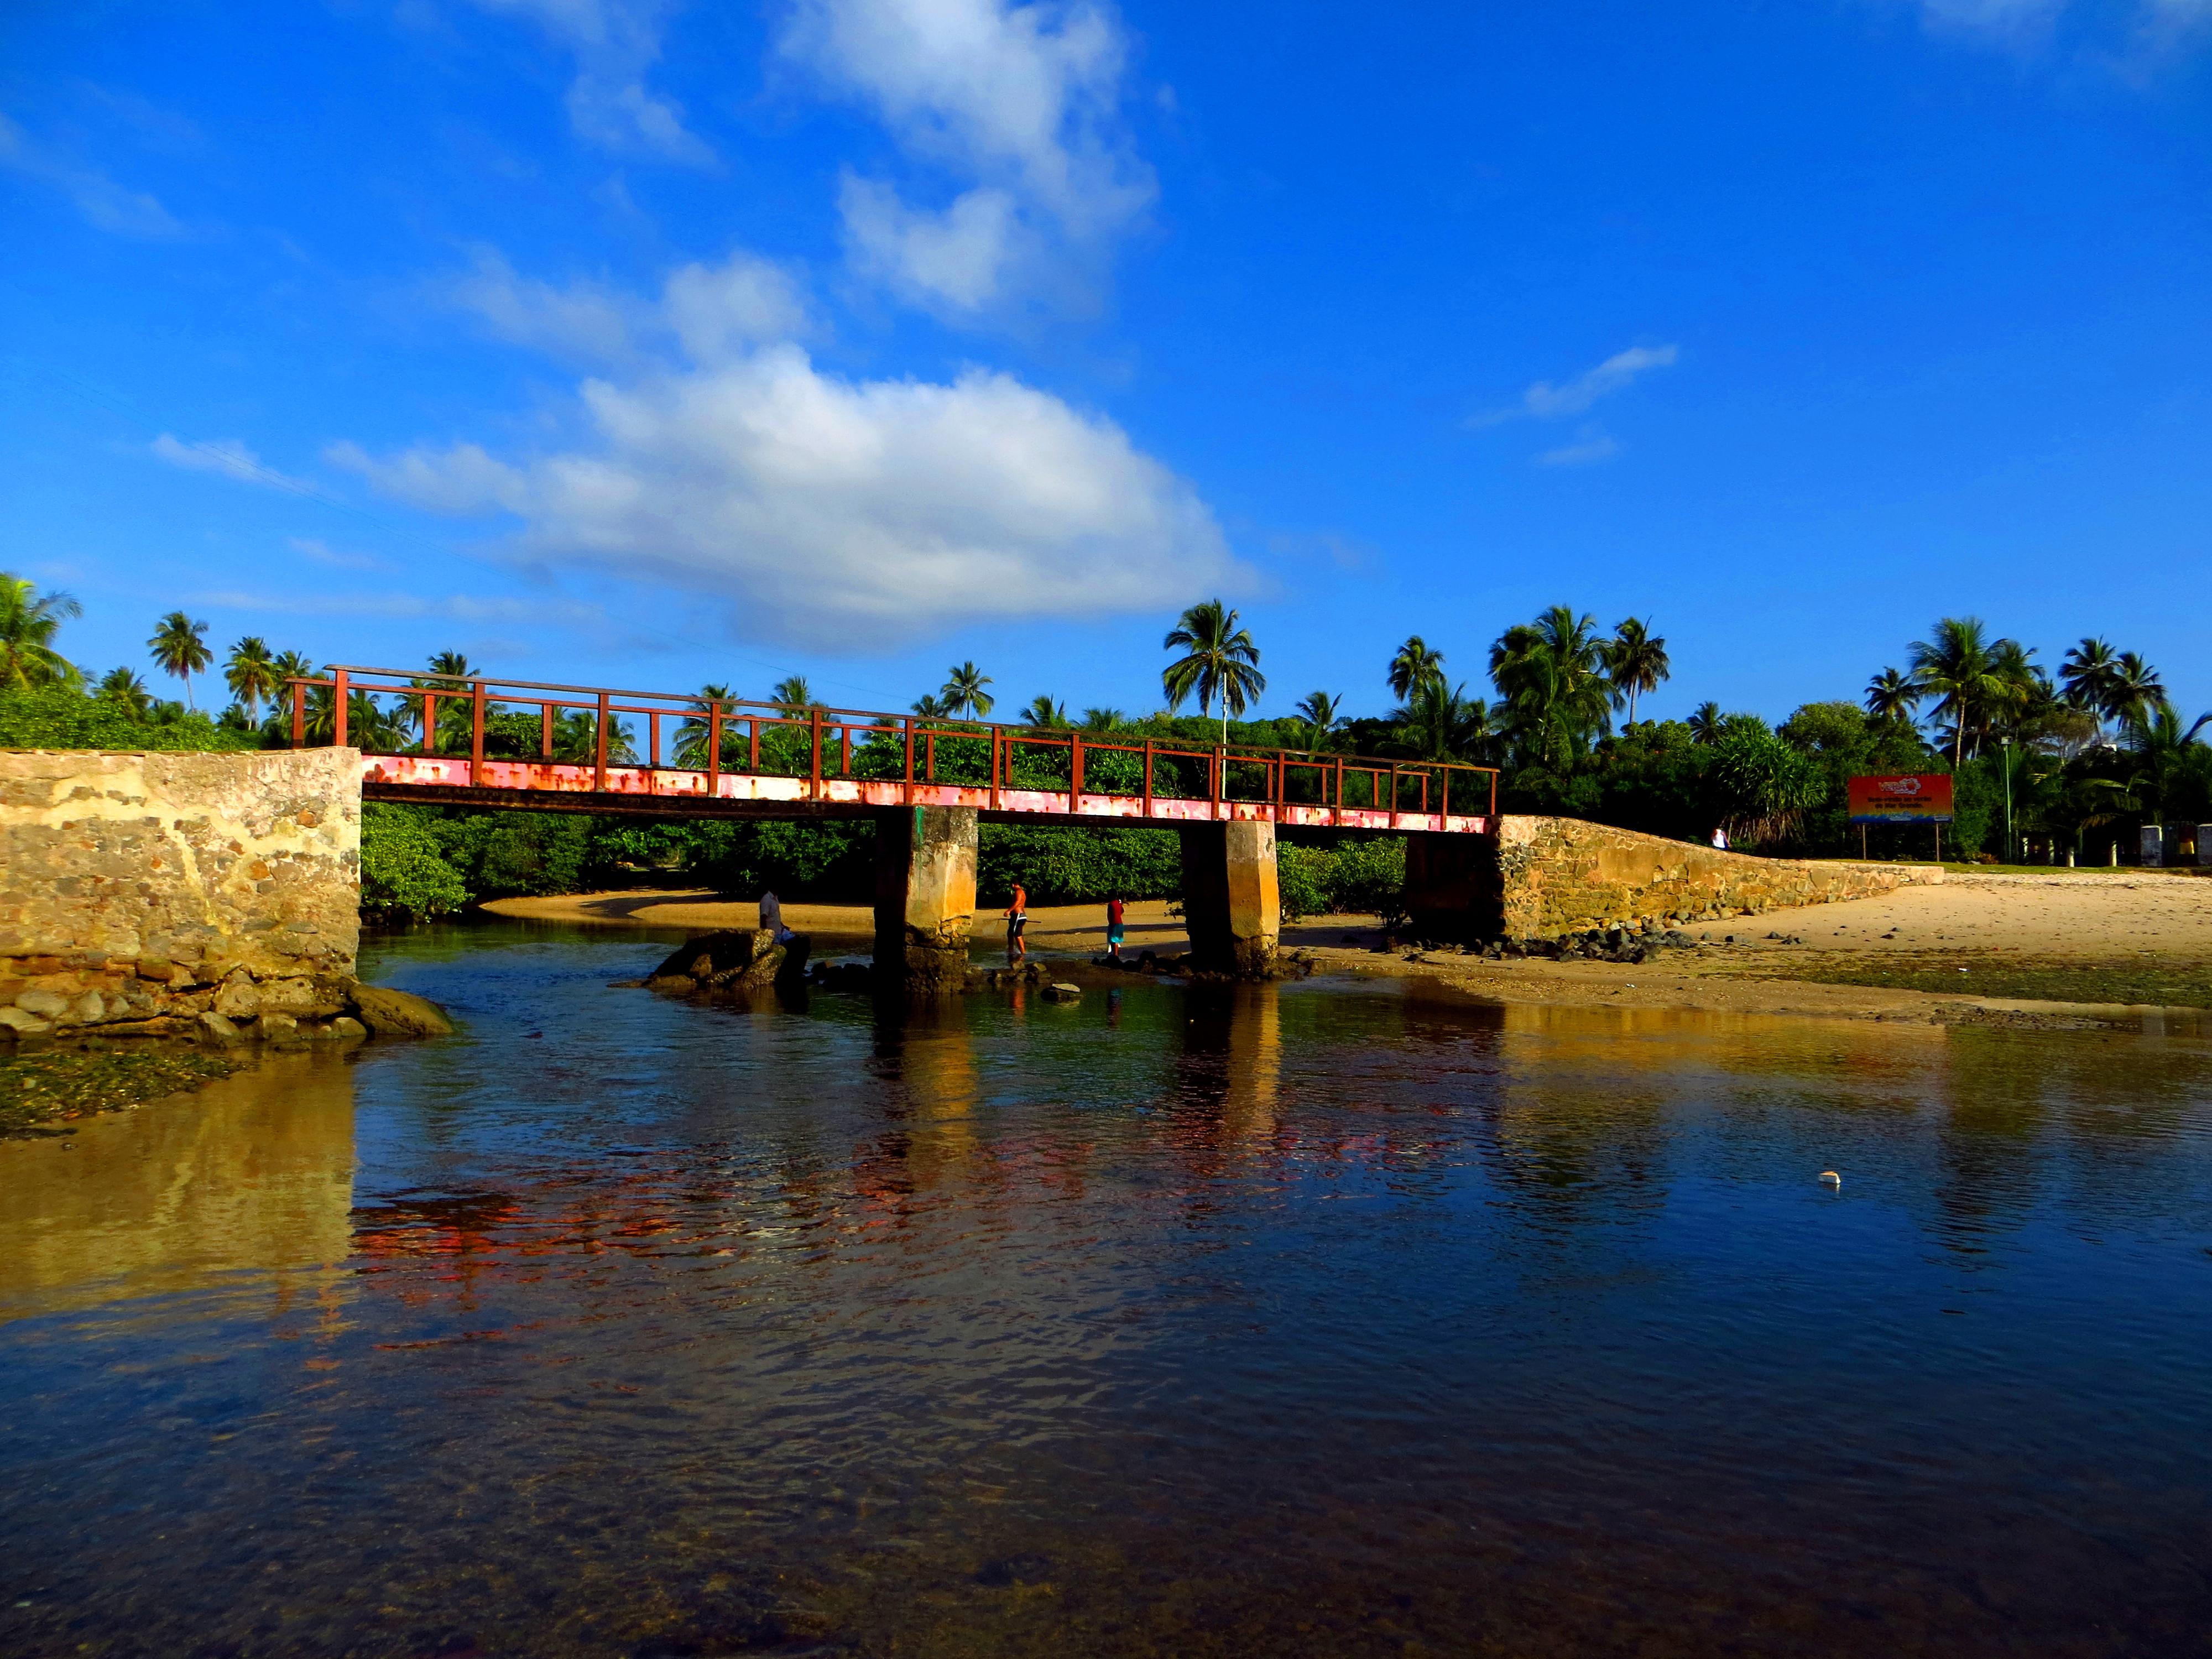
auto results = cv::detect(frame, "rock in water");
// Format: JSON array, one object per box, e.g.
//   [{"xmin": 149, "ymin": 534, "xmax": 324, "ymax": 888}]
[
  {"xmin": 349, "ymin": 984, "xmax": 456, "ymax": 1037},
  {"xmin": 1043, "ymin": 982, "xmax": 1083, "ymax": 1001},
  {"xmin": 646, "ymin": 930, "xmax": 786, "ymax": 989}
]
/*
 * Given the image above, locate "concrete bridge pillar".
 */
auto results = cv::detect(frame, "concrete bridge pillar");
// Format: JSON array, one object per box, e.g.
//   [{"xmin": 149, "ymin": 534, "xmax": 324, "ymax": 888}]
[
  {"xmin": 1179, "ymin": 821, "xmax": 1279, "ymax": 976},
  {"xmin": 874, "ymin": 806, "xmax": 979, "ymax": 992},
  {"xmin": 1402, "ymin": 831, "xmax": 1504, "ymax": 943}
]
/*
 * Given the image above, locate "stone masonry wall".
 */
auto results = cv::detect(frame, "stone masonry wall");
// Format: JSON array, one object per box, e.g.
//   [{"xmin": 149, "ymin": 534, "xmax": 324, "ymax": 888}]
[
  {"xmin": 1496, "ymin": 813, "xmax": 1942, "ymax": 939},
  {"xmin": 0, "ymin": 748, "xmax": 363, "ymax": 1040}
]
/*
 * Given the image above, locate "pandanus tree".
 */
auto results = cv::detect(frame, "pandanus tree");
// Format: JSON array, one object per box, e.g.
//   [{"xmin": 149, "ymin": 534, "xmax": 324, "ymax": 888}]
[
  {"xmin": 940, "ymin": 662, "xmax": 994, "ymax": 720},
  {"xmin": 0, "ymin": 575, "xmax": 82, "ymax": 688},
  {"xmin": 1162, "ymin": 599, "xmax": 1265, "ymax": 746},
  {"xmin": 1601, "ymin": 617, "xmax": 1670, "ymax": 726},
  {"xmin": 148, "ymin": 611, "xmax": 212, "ymax": 709},
  {"xmin": 223, "ymin": 637, "xmax": 280, "ymax": 722}
]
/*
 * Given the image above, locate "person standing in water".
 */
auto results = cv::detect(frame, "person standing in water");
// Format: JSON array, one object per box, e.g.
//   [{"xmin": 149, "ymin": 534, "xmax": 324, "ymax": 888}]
[
  {"xmin": 1005, "ymin": 881, "xmax": 1029, "ymax": 962},
  {"xmin": 1105, "ymin": 894, "xmax": 1126, "ymax": 962}
]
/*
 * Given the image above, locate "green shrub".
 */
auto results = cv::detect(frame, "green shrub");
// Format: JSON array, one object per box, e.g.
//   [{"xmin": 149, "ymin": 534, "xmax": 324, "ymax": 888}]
[
  {"xmin": 361, "ymin": 804, "xmax": 471, "ymax": 920},
  {"xmin": 978, "ymin": 826, "xmax": 1182, "ymax": 905},
  {"xmin": 0, "ymin": 685, "xmax": 260, "ymax": 753},
  {"xmin": 1279, "ymin": 836, "xmax": 1405, "ymax": 920}
]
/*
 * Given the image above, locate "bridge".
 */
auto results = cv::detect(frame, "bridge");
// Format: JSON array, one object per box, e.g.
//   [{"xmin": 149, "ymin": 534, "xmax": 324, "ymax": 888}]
[{"xmin": 287, "ymin": 667, "xmax": 1503, "ymax": 983}]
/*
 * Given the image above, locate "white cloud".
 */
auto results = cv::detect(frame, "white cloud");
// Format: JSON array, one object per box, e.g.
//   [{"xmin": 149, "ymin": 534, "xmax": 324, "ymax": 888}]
[
  {"xmin": 443, "ymin": 246, "xmax": 641, "ymax": 363},
  {"xmin": 838, "ymin": 174, "xmax": 1025, "ymax": 310},
  {"xmin": 781, "ymin": 0, "xmax": 1153, "ymax": 315},
  {"xmin": 466, "ymin": 0, "xmax": 709, "ymax": 163},
  {"xmin": 331, "ymin": 341, "xmax": 1239, "ymax": 649},
  {"xmin": 0, "ymin": 112, "xmax": 182, "ymax": 238},
  {"xmin": 288, "ymin": 538, "xmax": 389, "ymax": 572},
  {"xmin": 151, "ymin": 434, "xmax": 323, "ymax": 495},
  {"xmin": 443, "ymin": 245, "xmax": 810, "ymax": 364},
  {"xmin": 193, "ymin": 588, "xmax": 606, "ymax": 624},
  {"xmin": 1534, "ymin": 430, "xmax": 1621, "ymax": 468},
  {"xmin": 1520, "ymin": 345, "xmax": 1679, "ymax": 420},
  {"xmin": 1913, "ymin": 0, "xmax": 2065, "ymax": 36},
  {"xmin": 662, "ymin": 252, "xmax": 812, "ymax": 361}
]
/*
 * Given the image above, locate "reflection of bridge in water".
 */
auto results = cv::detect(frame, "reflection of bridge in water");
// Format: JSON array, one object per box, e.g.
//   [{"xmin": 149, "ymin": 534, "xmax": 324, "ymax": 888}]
[{"xmin": 289, "ymin": 668, "xmax": 1505, "ymax": 982}]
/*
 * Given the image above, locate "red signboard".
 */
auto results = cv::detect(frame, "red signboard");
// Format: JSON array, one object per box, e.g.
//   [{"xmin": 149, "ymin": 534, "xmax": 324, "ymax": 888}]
[{"xmin": 1848, "ymin": 773, "xmax": 1954, "ymax": 825}]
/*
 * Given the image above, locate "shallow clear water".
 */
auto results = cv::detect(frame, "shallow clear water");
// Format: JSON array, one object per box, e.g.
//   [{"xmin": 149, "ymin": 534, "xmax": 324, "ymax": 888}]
[{"xmin": 4, "ymin": 923, "xmax": 2211, "ymax": 1657}]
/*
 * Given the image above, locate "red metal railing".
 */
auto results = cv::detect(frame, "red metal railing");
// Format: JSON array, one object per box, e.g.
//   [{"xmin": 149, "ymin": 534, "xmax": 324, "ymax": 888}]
[{"xmin": 286, "ymin": 667, "xmax": 1499, "ymax": 833}]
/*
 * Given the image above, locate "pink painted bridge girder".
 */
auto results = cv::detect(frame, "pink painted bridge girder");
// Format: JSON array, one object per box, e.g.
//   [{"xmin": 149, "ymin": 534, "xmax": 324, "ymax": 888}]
[{"xmin": 360, "ymin": 754, "xmax": 1491, "ymax": 836}]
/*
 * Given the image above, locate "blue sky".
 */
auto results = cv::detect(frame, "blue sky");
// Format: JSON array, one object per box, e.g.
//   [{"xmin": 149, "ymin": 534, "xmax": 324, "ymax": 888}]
[{"xmin": 4, "ymin": 0, "xmax": 2208, "ymax": 724}]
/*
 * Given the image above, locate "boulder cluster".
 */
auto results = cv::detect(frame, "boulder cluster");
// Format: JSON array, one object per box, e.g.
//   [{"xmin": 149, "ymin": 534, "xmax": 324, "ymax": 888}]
[{"xmin": 0, "ymin": 952, "xmax": 452, "ymax": 1047}]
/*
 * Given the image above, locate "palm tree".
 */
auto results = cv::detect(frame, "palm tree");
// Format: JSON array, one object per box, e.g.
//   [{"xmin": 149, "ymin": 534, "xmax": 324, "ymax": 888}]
[
  {"xmin": 1908, "ymin": 616, "xmax": 2011, "ymax": 770},
  {"xmin": 1865, "ymin": 666, "xmax": 1921, "ymax": 724},
  {"xmin": 1396, "ymin": 680, "xmax": 1493, "ymax": 763},
  {"xmin": 427, "ymin": 650, "xmax": 474, "ymax": 681},
  {"xmin": 1080, "ymin": 706, "xmax": 1126, "ymax": 732},
  {"xmin": 1386, "ymin": 636, "xmax": 1446, "ymax": 702},
  {"xmin": 223, "ymin": 637, "xmax": 281, "ymax": 721},
  {"xmin": 1019, "ymin": 695, "xmax": 1069, "ymax": 729},
  {"xmin": 2059, "ymin": 638, "xmax": 2119, "ymax": 716},
  {"xmin": 2107, "ymin": 653, "xmax": 2167, "ymax": 728},
  {"xmin": 941, "ymin": 662, "xmax": 994, "ymax": 719},
  {"xmin": 1687, "ymin": 700, "xmax": 1725, "ymax": 745},
  {"xmin": 911, "ymin": 692, "xmax": 949, "ymax": 719},
  {"xmin": 97, "ymin": 666, "xmax": 152, "ymax": 715},
  {"xmin": 772, "ymin": 675, "xmax": 816, "ymax": 712},
  {"xmin": 1489, "ymin": 605, "xmax": 1611, "ymax": 768},
  {"xmin": 0, "ymin": 575, "xmax": 82, "ymax": 688},
  {"xmin": 1601, "ymin": 617, "xmax": 1670, "ymax": 726},
  {"xmin": 1294, "ymin": 690, "xmax": 1344, "ymax": 753},
  {"xmin": 674, "ymin": 684, "xmax": 732, "ymax": 768},
  {"xmin": 1162, "ymin": 598, "xmax": 1265, "ymax": 745},
  {"xmin": 148, "ymin": 612, "xmax": 212, "ymax": 709},
  {"xmin": 2118, "ymin": 707, "xmax": 2212, "ymax": 826}
]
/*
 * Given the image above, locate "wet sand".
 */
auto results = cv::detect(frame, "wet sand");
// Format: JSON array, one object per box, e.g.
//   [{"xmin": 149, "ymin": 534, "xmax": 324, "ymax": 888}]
[{"xmin": 482, "ymin": 869, "xmax": 2212, "ymax": 1027}]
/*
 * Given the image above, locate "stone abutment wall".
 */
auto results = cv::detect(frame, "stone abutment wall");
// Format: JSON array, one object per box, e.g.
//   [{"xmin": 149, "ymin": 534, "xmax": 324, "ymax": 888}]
[
  {"xmin": 1489, "ymin": 815, "xmax": 1941, "ymax": 939},
  {"xmin": 0, "ymin": 748, "xmax": 364, "ymax": 1040}
]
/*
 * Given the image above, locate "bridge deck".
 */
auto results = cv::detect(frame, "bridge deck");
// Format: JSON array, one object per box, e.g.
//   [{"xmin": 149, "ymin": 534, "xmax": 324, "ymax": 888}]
[{"xmin": 296, "ymin": 667, "xmax": 1498, "ymax": 835}]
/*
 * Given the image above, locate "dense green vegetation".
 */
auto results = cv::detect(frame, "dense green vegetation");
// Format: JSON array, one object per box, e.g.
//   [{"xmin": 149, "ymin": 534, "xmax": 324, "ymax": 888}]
[{"xmin": 7, "ymin": 575, "xmax": 2206, "ymax": 924}]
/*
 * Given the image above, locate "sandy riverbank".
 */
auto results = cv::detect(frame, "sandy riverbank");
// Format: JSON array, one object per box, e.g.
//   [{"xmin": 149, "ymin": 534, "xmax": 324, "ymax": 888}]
[{"xmin": 482, "ymin": 870, "xmax": 2212, "ymax": 1029}]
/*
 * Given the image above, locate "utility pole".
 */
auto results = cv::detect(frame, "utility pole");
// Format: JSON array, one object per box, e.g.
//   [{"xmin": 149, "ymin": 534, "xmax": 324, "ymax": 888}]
[{"xmin": 2000, "ymin": 736, "xmax": 2014, "ymax": 865}]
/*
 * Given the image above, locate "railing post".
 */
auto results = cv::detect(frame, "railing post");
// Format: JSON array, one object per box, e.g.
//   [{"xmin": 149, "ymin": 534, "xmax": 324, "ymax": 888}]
[
  {"xmin": 540, "ymin": 702, "xmax": 554, "ymax": 760},
  {"xmin": 1490, "ymin": 769, "xmax": 1498, "ymax": 818},
  {"xmin": 290, "ymin": 681, "xmax": 305, "ymax": 748},
  {"xmin": 839, "ymin": 720, "xmax": 851, "ymax": 779},
  {"xmin": 1143, "ymin": 740, "xmax": 1154, "ymax": 818},
  {"xmin": 990, "ymin": 728, "xmax": 1001, "ymax": 812},
  {"xmin": 333, "ymin": 669, "xmax": 349, "ymax": 749},
  {"xmin": 647, "ymin": 710, "xmax": 660, "ymax": 796},
  {"xmin": 1334, "ymin": 755, "xmax": 1343, "ymax": 827},
  {"xmin": 1213, "ymin": 744, "xmax": 1223, "ymax": 820},
  {"xmin": 1441, "ymin": 768, "xmax": 1451, "ymax": 823},
  {"xmin": 471, "ymin": 679, "xmax": 487, "ymax": 786},
  {"xmin": 903, "ymin": 716, "xmax": 915, "ymax": 805},
  {"xmin": 926, "ymin": 728, "xmax": 936, "ymax": 782},
  {"xmin": 1071, "ymin": 731, "xmax": 1084, "ymax": 808},
  {"xmin": 749, "ymin": 716, "xmax": 760, "ymax": 773},
  {"xmin": 594, "ymin": 691, "xmax": 609, "ymax": 792},
  {"xmin": 1389, "ymin": 763, "xmax": 1400, "ymax": 829},
  {"xmin": 421, "ymin": 692, "xmax": 437, "ymax": 755},
  {"xmin": 810, "ymin": 707, "xmax": 823, "ymax": 800},
  {"xmin": 706, "ymin": 700, "xmax": 722, "ymax": 794}
]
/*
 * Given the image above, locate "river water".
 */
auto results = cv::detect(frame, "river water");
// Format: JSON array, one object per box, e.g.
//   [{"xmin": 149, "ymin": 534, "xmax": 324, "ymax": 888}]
[{"xmin": 3, "ymin": 924, "xmax": 2210, "ymax": 1658}]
